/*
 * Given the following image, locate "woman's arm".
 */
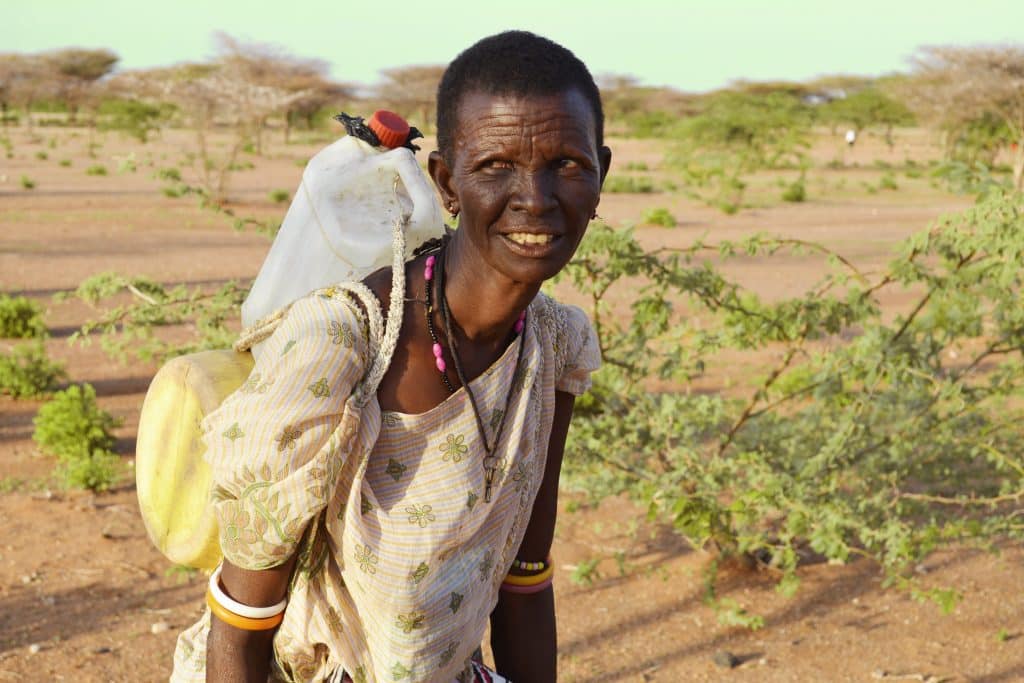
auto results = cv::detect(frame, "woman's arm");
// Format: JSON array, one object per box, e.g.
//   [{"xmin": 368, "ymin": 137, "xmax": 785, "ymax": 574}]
[
  {"xmin": 490, "ymin": 390, "xmax": 575, "ymax": 682},
  {"xmin": 206, "ymin": 557, "xmax": 297, "ymax": 683}
]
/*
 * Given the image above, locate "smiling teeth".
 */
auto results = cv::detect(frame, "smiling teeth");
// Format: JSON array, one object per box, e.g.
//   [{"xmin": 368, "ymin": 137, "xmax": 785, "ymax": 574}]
[{"xmin": 507, "ymin": 232, "xmax": 553, "ymax": 245}]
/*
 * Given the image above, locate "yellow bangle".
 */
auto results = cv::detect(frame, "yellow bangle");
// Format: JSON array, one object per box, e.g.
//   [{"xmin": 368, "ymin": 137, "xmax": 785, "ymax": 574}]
[
  {"xmin": 502, "ymin": 563, "xmax": 554, "ymax": 586},
  {"xmin": 206, "ymin": 589, "xmax": 285, "ymax": 631}
]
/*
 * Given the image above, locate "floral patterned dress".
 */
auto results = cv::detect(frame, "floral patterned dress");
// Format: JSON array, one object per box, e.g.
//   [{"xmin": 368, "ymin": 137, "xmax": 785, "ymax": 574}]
[{"xmin": 171, "ymin": 286, "xmax": 600, "ymax": 683}]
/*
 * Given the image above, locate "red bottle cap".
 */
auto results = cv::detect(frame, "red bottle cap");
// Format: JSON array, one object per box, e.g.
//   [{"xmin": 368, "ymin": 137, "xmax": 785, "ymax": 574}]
[{"xmin": 367, "ymin": 110, "xmax": 410, "ymax": 149}]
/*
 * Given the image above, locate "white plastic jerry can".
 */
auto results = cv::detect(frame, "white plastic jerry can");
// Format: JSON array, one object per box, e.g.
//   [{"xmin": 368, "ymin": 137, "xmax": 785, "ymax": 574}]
[{"xmin": 241, "ymin": 111, "xmax": 445, "ymax": 360}]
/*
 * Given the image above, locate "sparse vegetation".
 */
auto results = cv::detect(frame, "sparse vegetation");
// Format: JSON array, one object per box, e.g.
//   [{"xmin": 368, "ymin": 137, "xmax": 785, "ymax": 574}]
[
  {"xmin": 0, "ymin": 342, "xmax": 66, "ymax": 398},
  {"xmin": 781, "ymin": 179, "xmax": 807, "ymax": 202},
  {"xmin": 19, "ymin": 174, "xmax": 35, "ymax": 189},
  {"xmin": 641, "ymin": 206, "xmax": 677, "ymax": 227},
  {"xmin": 96, "ymin": 98, "xmax": 168, "ymax": 142},
  {"xmin": 61, "ymin": 271, "xmax": 248, "ymax": 363},
  {"xmin": 879, "ymin": 172, "xmax": 899, "ymax": 190},
  {"xmin": 268, "ymin": 188, "xmax": 290, "ymax": 203},
  {"xmin": 669, "ymin": 91, "xmax": 812, "ymax": 213},
  {"xmin": 85, "ymin": 164, "xmax": 107, "ymax": 176},
  {"xmin": 558, "ymin": 190, "xmax": 1024, "ymax": 623},
  {"xmin": 603, "ymin": 175, "xmax": 656, "ymax": 193},
  {"xmin": 32, "ymin": 383, "xmax": 122, "ymax": 492},
  {"xmin": 0, "ymin": 294, "xmax": 47, "ymax": 338},
  {"xmin": 155, "ymin": 166, "xmax": 182, "ymax": 182}
]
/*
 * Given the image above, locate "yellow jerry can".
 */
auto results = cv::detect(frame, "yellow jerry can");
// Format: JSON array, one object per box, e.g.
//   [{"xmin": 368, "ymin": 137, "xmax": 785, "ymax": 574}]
[{"xmin": 135, "ymin": 349, "xmax": 254, "ymax": 569}]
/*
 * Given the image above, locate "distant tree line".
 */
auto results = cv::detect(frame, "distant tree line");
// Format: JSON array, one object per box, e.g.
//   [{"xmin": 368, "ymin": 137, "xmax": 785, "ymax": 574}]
[{"xmin": 1, "ymin": 39, "xmax": 1021, "ymax": 195}]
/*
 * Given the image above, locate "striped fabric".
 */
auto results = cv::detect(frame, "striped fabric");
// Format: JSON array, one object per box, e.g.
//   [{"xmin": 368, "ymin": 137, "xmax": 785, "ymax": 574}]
[{"xmin": 171, "ymin": 288, "xmax": 600, "ymax": 683}]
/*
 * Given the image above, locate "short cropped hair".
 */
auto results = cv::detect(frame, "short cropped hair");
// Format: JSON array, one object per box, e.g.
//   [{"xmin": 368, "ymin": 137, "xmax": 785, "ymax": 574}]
[{"xmin": 435, "ymin": 31, "xmax": 604, "ymax": 163}]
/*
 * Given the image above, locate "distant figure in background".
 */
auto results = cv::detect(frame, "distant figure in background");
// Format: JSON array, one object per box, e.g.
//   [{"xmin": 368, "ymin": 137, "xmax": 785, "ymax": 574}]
[{"xmin": 845, "ymin": 129, "xmax": 857, "ymax": 147}]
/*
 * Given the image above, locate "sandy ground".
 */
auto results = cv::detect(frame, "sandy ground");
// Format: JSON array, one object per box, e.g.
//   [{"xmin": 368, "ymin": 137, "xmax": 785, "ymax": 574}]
[{"xmin": 1, "ymin": 124, "xmax": 1021, "ymax": 682}]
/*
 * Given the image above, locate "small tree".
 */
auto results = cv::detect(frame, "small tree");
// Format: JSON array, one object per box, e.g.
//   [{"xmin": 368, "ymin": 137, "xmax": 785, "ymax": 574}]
[
  {"xmin": 906, "ymin": 45, "xmax": 1024, "ymax": 190},
  {"xmin": 819, "ymin": 87, "xmax": 915, "ymax": 149},
  {"xmin": 212, "ymin": 33, "xmax": 348, "ymax": 151},
  {"xmin": 669, "ymin": 90, "xmax": 813, "ymax": 212},
  {"xmin": 113, "ymin": 60, "xmax": 311, "ymax": 203},
  {"xmin": 0, "ymin": 53, "xmax": 50, "ymax": 131},
  {"xmin": 43, "ymin": 48, "xmax": 119, "ymax": 124},
  {"xmin": 598, "ymin": 73, "xmax": 699, "ymax": 138},
  {"xmin": 282, "ymin": 78, "xmax": 351, "ymax": 143},
  {"xmin": 374, "ymin": 64, "xmax": 447, "ymax": 129}
]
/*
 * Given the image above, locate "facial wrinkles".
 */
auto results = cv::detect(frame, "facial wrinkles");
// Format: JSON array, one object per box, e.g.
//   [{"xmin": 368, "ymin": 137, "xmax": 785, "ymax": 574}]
[{"xmin": 456, "ymin": 109, "xmax": 596, "ymax": 173}]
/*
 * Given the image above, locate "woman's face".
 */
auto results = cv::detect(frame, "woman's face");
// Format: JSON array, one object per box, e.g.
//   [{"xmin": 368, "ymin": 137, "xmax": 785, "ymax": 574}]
[{"xmin": 429, "ymin": 88, "xmax": 612, "ymax": 284}]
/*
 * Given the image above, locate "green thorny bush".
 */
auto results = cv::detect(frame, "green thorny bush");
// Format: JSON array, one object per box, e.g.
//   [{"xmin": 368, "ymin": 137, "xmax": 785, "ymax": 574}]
[
  {"xmin": 0, "ymin": 342, "xmax": 66, "ymax": 398},
  {"xmin": 0, "ymin": 294, "xmax": 47, "ymax": 339},
  {"xmin": 67, "ymin": 192, "xmax": 1024, "ymax": 623},
  {"xmin": 33, "ymin": 383, "xmax": 123, "ymax": 492},
  {"xmin": 551, "ymin": 189, "xmax": 1024, "ymax": 626},
  {"xmin": 59, "ymin": 273, "xmax": 248, "ymax": 364}
]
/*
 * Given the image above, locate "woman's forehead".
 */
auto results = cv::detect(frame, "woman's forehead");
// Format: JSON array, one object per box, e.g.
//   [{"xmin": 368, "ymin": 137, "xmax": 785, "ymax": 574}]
[{"xmin": 452, "ymin": 89, "xmax": 598, "ymax": 149}]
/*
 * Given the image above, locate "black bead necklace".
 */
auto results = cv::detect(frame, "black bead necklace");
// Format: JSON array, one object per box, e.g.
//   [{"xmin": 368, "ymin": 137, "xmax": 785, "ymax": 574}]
[{"xmin": 423, "ymin": 241, "xmax": 528, "ymax": 502}]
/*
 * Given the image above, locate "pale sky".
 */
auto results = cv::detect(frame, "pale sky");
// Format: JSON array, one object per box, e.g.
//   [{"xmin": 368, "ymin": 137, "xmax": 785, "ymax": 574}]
[{"xmin": 3, "ymin": 0, "xmax": 1022, "ymax": 92}]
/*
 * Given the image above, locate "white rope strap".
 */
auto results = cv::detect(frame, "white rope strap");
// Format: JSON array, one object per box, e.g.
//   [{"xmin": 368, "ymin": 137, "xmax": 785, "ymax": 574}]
[
  {"xmin": 336, "ymin": 281, "xmax": 384, "ymax": 352},
  {"xmin": 357, "ymin": 212, "xmax": 407, "ymax": 402},
  {"xmin": 233, "ymin": 306, "xmax": 290, "ymax": 353}
]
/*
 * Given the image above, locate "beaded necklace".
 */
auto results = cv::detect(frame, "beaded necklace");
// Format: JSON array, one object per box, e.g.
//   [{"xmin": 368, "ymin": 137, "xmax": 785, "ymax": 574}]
[{"xmin": 423, "ymin": 243, "xmax": 527, "ymax": 503}]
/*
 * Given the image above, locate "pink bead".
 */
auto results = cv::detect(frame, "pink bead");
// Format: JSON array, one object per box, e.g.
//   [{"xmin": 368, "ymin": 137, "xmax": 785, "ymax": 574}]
[
  {"xmin": 435, "ymin": 357, "xmax": 446, "ymax": 373},
  {"xmin": 518, "ymin": 310, "xmax": 526, "ymax": 321},
  {"xmin": 424, "ymin": 267, "xmax": 433, "ymax": 281},
  {"xmin": 432, "ymin": 343, "xmax": 443, "ymax": 358},
  {"xmin": 425, "ymin": 255, "xmax": 435, "ymax": 267},
  {"xmin": 515, "ymin": 320, "xmax": 525, "ymax": 334}
]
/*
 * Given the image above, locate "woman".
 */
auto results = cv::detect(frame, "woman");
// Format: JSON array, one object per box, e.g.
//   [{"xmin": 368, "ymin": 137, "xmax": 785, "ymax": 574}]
[{"xmin": 173, "ymin": 30, "xmax": 612, "ymax": 682}]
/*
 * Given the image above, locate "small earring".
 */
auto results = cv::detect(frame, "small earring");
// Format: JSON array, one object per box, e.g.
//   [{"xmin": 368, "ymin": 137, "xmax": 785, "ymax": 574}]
[{"xmin": 448, "ymin": 203, "xmax": 459, "ymax": 218}]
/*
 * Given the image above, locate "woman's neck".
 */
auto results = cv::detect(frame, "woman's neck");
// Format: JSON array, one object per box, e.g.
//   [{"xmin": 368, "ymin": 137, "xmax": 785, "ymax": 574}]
[{"xmin": 441, "ymin": 231, "xmax": 541, "ymax": 346}]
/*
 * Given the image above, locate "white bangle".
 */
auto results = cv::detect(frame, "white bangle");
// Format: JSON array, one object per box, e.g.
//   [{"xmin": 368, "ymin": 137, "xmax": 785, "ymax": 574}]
[{"xmin": 208, "ymin": 564, "xmax": 288, "ymax": 619}]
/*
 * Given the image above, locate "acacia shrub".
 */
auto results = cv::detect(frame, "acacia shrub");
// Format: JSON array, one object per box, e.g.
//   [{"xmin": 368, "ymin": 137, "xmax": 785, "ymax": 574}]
[
  {"xmin": 33, "ymin": 383, "xmax": 122, "ymax": 491},
  {"xmin": 0, "ymin": 343, "xmax": 66, "ymax": 398},
  {"xmin": 0, "ymin": 294, "xmax": 46, "ymax": 338},
  {"xmin": 553, "ymin": 189, "xmax": 1024, "ymax": 623},
  {"xmin": 60, "ymin": 272, "xmax": 248, "ymax": 363},
  {"xmin": 667, "ymin": 91, "xmax": 813, "ymax": 213}
]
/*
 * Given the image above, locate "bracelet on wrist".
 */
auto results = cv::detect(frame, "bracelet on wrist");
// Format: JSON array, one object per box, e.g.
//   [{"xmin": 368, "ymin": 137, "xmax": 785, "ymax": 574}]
[
  {"xmin": 502, "ymin": 563, "xmax": 554, "ymax": 586},
  {"xmin": 510, "ymin": 554, "xmax": 552, "ymax": 573},
  {"xmin": 205, "ymin": 564, "xmax": 288, "ymax": 631}
]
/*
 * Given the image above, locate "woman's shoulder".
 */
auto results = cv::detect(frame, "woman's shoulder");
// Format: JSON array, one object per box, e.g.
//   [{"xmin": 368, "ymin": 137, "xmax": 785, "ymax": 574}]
[
  {"xmin": 265, "ymin": 283, "xmax": 377, "ymax": 363},
  {"xmin": 529, "ymin": 292, "xmax": 593, "ymax": 337},
  {"xmin": 529, "ymin": 292, "xmax": 600, "ymax": 387}
]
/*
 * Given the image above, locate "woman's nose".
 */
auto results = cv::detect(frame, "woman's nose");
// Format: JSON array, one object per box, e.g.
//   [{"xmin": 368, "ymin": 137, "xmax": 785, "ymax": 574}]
[{"xmin": 508, "ymin": 170, "xmax": 557, "ymax": 215}]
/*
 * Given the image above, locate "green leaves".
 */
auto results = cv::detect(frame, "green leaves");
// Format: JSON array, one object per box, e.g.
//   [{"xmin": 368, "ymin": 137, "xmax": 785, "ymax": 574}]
[
  {"xmin": 0, "ymin": 294, "xmax": 47, "ymax": 339},
  {"xmin": 32, "ymin": 383, "xmax": 123, "ymax": 492},
  {"xmin": 562, "ymin": 191, "xmax": 1024, "ymax": 623},
  {"xmin": 61, "ymin": 272, "xmax": 249, "ymax": 364},
  {"xmin": 667, "ymin": 91, "xmax": 814, "ymax": 212},
  {"xmin": 0, "ymin": 342, "xmax": 66, "ymax": 398}
]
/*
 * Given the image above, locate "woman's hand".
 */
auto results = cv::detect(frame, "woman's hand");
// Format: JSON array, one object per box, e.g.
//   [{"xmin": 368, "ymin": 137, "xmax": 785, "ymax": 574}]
[{"xmin": 206, "ymin": 556, "xmax": 297, "ymax": 683}]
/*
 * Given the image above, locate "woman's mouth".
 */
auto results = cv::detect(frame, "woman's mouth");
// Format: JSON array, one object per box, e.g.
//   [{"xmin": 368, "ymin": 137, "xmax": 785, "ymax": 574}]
[
  {"xmin": 505, "ymin": 232, "xmax": 555, "ymax": 246},
  {"xmin": 500, "ymin": 232, "xmax": 562, "ymax": 257}
]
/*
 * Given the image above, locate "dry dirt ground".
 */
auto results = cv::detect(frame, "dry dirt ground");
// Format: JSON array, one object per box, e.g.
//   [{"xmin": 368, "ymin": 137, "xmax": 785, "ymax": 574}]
[{"xmin": 1, "ymin": 124, "xmax": 1022, "ymax": 682}]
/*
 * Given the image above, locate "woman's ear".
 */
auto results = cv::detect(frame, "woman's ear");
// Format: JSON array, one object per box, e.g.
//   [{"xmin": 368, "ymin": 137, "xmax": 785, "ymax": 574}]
[
  {"xmin": 428, "ymin": 151, "xmax": 459, "ymax": 214},
  {"xmin": 598, "ymin": 145, "xmax": 613, "ymax": 186}
]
